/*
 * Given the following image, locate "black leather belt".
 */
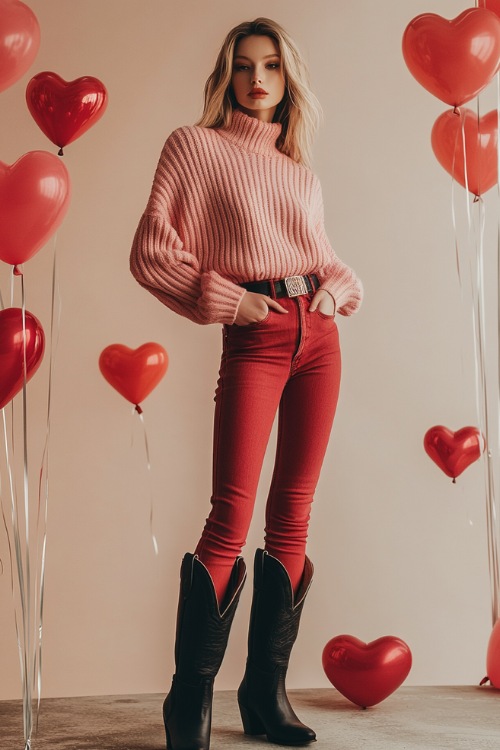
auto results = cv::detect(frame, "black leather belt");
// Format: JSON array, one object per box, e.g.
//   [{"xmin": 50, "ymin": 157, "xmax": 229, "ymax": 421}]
[{"xmin": 240, "ymin": 274, "xmax": 320, "ymax": 299}]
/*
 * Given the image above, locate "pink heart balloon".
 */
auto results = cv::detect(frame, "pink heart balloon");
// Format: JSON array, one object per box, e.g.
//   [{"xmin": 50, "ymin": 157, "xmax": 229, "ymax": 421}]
[
  {"xmin": 0, "ymin": 0, "xmax": 40, "ymax": 93},
  {"xmin": 322, "ymin": 635, "xmax": 412, "ymax": 708},
  {"xmin": 0, "ymin": 151, "xmax": 71, "ymax": 267},
  {"xmin": 431, "ymin": 108, "xmax": 498, "ymax": 197},
  {"xmin": 99, "ymin": 343, "xmax": 169, "ymax": 408},
  {"xmin": 0, "ymin": 308, "xmax": 45, "ymax": 410},
  {"xmin": 26, "ymin": 72, "xmax": 108, "ymax": 152},
  {"xmin": 402, "ymin": 8, "xmax": 500, "ymax": 106}
]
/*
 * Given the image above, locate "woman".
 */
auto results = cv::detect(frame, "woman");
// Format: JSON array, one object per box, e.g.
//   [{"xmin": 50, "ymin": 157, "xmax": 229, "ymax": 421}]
[{"xmin": 130, "ymin": 17, "xmax": 362, "ymax": 750}]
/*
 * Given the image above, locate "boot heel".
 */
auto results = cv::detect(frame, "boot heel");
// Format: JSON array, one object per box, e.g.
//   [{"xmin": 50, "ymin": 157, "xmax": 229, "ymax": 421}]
[{"xmin": 238, "ymin": 702, "xmax": 266, "ymax": 735}]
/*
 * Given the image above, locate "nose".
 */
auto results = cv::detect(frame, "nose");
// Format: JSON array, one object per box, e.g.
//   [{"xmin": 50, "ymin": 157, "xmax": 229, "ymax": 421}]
[{"xmin": 251, "ymin": 71, "xmax": 262, "ymax": 84}]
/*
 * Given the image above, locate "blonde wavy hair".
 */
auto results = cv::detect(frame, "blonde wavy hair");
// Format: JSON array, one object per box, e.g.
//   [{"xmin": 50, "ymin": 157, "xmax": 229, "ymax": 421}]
[{"xmin": 195, "ymin": 17, "xmax": 323, "ymax": 167}]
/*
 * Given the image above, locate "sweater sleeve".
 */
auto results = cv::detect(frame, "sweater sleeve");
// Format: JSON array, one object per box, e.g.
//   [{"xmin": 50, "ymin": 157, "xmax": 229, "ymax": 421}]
[
  {"xmin": 130, "ymin": 129, "xmax": 247, "ymax": 325},
  {"xmin": 312, "ymin": 176, "xmax": 363, "ymax": 316}
]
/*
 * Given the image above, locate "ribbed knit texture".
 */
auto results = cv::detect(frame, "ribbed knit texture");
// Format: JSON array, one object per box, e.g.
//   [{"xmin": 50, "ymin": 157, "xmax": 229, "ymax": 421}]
[{"xmin": 130, "ymin": 108, "xmax": 363, "ymax": 325}]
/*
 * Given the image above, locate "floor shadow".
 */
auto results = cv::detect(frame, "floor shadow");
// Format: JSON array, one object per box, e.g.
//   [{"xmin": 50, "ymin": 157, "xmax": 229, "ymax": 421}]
[
  {"xmin": 211, "ymin": 727, "xmax": 272, "ymax": 746},
  {"xmin": 297, "ymin": 694, "xmax": 361, "ymax": 712}
]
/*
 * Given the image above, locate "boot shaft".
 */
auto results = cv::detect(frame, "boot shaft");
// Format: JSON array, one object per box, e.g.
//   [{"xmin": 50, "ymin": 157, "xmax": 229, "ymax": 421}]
[
  {"xmin": 174, "ymin": 553, "xmax": 246, "ymax": 680},
  {"xmin": 247, "ymin": 549, "xmax": 313, "ymax": 671}
]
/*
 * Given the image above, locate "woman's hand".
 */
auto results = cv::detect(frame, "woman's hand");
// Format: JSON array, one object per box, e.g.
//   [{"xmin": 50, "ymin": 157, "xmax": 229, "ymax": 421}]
[
  {"xmin": 309, "ymin": 289, "xmax": 336, "ymax": 316},
  {"xmin": 234, "ymin": 291, "xmax": 288, "ymax": 326}
]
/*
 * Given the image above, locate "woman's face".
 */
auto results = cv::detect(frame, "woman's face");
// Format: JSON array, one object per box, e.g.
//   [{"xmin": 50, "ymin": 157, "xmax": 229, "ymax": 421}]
[{"xmin": 231, "ymin": 34, "xmax": 286, "ymax": 122}]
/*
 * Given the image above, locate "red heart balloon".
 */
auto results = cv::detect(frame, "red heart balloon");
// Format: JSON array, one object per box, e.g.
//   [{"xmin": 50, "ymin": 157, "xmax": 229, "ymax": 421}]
[
  {"xmin": 431, "ymin": 108, "xmax": 498, "ymax": 197},
  {"xmin": 26, "ymin": 72, "xmax": 108, "ymax": 152},
  {"xmin": 424, "ymin": 425, "xmax": 483, "ymax": 481},
  {"xmin": 486, "ymin": 619, "xmax": 500, "ymax": 687},
  {"xmin": 0, "ymin": 0, "xmax": 40, "ymax": 93},
  {"xmin": 0, "ymin": 151, "xmax": 71, "ymax": 266},
  {"xmin": 322, "ymin": 635, "xmax": 412, "ymax": 708},
  {"xmin": 0, "ymin": 308, "xmax": 45, "ymax": 410},
  {"xmin": 402, "ymin": 8, "xmax": 500, "ymax": 106},
  {"xmin": 99, "ymin": 343, "xmax": 169, "ymax": 408}
]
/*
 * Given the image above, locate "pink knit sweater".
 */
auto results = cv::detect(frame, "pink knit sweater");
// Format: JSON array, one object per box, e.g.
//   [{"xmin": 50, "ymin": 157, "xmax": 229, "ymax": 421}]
[{"xmin": 130, "ymin": 108, "xmax": 363, "ymax": 325}]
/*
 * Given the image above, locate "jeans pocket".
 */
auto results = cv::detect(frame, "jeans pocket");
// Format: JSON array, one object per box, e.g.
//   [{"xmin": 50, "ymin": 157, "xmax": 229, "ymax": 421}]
[
  {"xmin": 310, "ymin": 309, "xmax": 335, "ymax": 321},
  {"xmin": 233, "ymin": 310, "xmax": 271, "ymax": 328}
]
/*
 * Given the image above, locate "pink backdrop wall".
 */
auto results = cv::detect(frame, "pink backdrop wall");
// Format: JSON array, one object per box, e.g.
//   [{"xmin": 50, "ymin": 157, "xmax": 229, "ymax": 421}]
[{"xmin": 0, "ymin": 0, "xmax": 493, "ymax": 699}]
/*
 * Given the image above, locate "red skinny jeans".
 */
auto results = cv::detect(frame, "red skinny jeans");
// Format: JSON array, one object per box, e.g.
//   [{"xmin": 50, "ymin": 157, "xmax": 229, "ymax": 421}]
[{"xmin": 194, "ymin": 289, "xmax": 342, "ymax": 603}]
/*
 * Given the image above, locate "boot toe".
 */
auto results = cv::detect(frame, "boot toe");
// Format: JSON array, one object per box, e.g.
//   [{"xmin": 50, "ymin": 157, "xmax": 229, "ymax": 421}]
[{"xmin": 267, "ymin": 723, "xmax": 317, "ymax": 746}]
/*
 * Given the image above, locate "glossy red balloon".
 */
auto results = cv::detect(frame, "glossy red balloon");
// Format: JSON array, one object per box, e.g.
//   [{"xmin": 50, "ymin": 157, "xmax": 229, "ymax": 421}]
[
  {"xmin": 431, "ymin": 108, "xmax": 498, "ymax": 197},
  {"xmin": 480, "ymin": 1, "xmax": 500, "ymax": 20},
  {"xmin": 402, "ymin": 9, "xmax": 500, "ymax": 106},
  {"xmin": 26, "ymin": 72, "xmax": 108, "ymax": 152},
  {"xmin": 486, "ymin": 619, "xmax": 500, "ymax": 687},
  {"xmin": 0, "ymin": 151, "xmax": 71, "ymax": 266},
  {"xmin": 424, "ymin": 425, "xmax": 483, "ymax": 481},
  {"xmin": 322, "ymin": 635, "xmax": 412, "ymax": 708},
  {"xmin": 99, "ymin": 343, "xmax": 169, "ymax": 408},
  {"xmin": 0, "ymin": 308, "xmax": 45, "ymax": 409},
  {"xmin": 0, "ymin": 0, "xmax": 40, "ymax": 93}
]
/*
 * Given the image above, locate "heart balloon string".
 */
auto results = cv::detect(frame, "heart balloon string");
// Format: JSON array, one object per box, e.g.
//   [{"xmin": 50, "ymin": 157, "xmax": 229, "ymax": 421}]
[
  {"xmin": 0, "ymin": 258, "xmax": 16, "ymax": 311},
  {"xmin": 477, "ymin": 197, "xmax": 499, "ymax": 623},
  {"xmin": 493, "ymin": 73, "xmax": 500, "ymax": 617},
  {"xmin": 0, "ymin": 274, "xmax": 18, "ymax": 608},
  {"xmin": 18, "ymin": 274, "xmax": 35, "ymax": 748},
  {"xmin": 461, "ymin": 110, "xmax": 474, "ymax": 223},
  {"xmin": 0, "ymin": 250, "xmax": 59, "ymax": 748},
  {"xmin": 451, "ymin": 116, "xmax": 479, "ymax": 408},
  {"xmin": 1, "ymin": 272, "xmax": 37, "ymax": 748},
  {"xmin": 131, "ymin": 408, "xmax": 159, "ymax": 556},
  {"xmin": 450, "ymin": 110, "xmax": 476, "ymax": 303},
  {"xmin": 0, "ymin": 407, "xmax": 24, "ymax": 655},
  {"xmin": 455, "ymin": 125, "xmax": 487, "ymax": 443},
  {"xmin": 451, "ymin": 141, "xmax": 464, "ymax": 288},
  {"xmin": 449, "ymin": 110, "xmax": 500, "ymax": 624},
  {"xmin": 450, "ymin": 109, "xmax": 476, "ymax": 315},
  {"xmin": 11, "ymin": 276, "xmax": 34, "ymax": 748},
  {"xmin": 6, "ymin": 265, "xmax": 15, "ymax": 308},
  {"xmin": 0, "ymin": 408, "xmax": 32, "ymax": 750},
  {"xmin": 471, "ymin": 191, "xmax": 500, "ymax": 625},
  {"xmin": 33, "ymin": 236, "xmax": 61, "ymax": 731}
]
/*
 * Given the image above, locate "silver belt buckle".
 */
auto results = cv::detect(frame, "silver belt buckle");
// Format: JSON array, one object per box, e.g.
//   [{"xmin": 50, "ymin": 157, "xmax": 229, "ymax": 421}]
[{"xmin": 284, "ymin": 275, "xmax": 308, "ymax": 297}]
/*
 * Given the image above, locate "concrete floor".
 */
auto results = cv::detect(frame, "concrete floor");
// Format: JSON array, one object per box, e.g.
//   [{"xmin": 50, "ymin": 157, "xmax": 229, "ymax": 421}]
[{"xmin": 1, "ymin": 686, "xmax": 499, "ymax": 750}]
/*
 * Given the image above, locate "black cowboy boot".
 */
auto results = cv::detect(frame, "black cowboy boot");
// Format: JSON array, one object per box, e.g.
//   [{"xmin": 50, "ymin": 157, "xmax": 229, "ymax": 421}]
[
  {"xmin": 163, "ymin": 553, "xmax": 246, "ymax": 750},
  {"xmin": 237, "ymin": 548, "xmax": 316, "ymax": 746}
]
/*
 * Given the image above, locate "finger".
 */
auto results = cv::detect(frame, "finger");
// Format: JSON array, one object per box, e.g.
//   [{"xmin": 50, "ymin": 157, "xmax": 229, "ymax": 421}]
[
  {"xmin": 266, "ymin": 298, "xmax": 289, "ymax": 313},
  {"xmin": 308, "ymin": 299, "xmax": 318, "ymax": 311}
]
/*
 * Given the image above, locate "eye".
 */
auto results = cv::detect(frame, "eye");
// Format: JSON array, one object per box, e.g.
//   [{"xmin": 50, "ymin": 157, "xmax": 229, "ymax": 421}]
[
  {"xmin": 234, "ymin": 65, "xmax": 248, "ymax": 71},
  {"xmin": 267, "ymin": 63, "xmax": 280, "ymax": 69}
]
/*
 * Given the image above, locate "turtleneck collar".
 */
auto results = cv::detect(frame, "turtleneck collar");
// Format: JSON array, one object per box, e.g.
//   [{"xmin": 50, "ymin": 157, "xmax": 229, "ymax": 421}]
[{"xmin": 216, "ymin": 108, "xmax": 282, "ymax": 156}]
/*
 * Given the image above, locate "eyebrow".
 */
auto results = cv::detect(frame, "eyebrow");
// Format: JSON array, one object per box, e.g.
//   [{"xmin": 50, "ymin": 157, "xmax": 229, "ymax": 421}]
[{"xmin": 233, "ymin": 54, "xmax": 281, "ymax": 61}]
